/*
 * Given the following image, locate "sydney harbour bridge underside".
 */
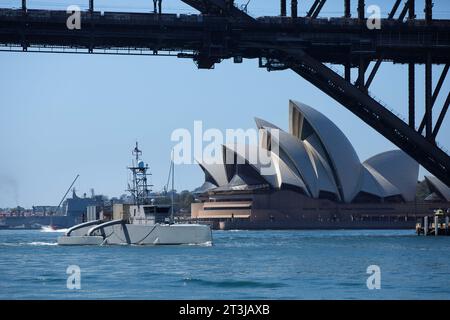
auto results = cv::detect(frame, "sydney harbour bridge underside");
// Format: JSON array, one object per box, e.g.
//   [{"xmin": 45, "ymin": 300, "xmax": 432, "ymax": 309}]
[{"xmin": 0, "ymin": 0, "xmax": 449, "ymax": 186}]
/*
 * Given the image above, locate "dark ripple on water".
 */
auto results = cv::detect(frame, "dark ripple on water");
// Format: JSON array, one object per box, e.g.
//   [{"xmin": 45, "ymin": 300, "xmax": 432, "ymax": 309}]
[{"xmin": 181, "ymin": 278, "xmax": 286, "ymax": 289}]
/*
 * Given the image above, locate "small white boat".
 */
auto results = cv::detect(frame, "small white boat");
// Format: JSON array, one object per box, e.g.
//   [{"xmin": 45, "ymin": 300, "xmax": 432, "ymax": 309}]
[{"xmin": 58, "ymin": 143, "xmax": 212, "ymax": 246}]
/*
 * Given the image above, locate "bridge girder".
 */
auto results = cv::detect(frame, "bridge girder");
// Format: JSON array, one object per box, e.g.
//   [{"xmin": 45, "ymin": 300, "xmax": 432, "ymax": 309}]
[
  {"xmin": 279, "ymin": 49, "xmax": 450, "ymax": 186},
  {"xmin": 180, "ymin": 0, "xmax": 253, "ymax": 21},
  {"xmin": 0, "ymin": 4, "xmax": 449, "ymax": 186}
]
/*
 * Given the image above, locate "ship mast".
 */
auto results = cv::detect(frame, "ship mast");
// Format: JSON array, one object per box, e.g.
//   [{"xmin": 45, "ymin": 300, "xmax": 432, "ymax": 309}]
[
  {"xmin": 171, "ymin": 149, "xmax": 175, "ymax": 224},
  {"xmin": 127, "ymin": 142, "xmax": 153, "ymax": 205}
]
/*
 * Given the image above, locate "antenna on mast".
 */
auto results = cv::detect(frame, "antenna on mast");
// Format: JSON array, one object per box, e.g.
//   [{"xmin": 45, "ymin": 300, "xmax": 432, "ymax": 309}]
[
  {"xmin": 127, "ymin": 142, "xmax": 153, "ymax": 205},
  {"xmin": 164, "ymin": 149, "xmax": 176, "ymax": 224},
  {"xmin": 133, "ymin": 141, "xmax": 142, "ymax": 164},
  {"xmin": 170, "ymin": 149, "xmax": 175, "ymax": 224}
]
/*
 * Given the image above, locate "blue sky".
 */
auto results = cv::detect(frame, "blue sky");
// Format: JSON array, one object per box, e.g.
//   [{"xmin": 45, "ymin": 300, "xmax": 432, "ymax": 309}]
[{"xmin": 0, "ymin": 0, "xmax": 449, "ymax": 208}]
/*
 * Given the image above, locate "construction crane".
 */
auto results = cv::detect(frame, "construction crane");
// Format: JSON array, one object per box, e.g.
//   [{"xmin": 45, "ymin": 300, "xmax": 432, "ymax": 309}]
[{"xmin": 55, "ymin": 174, "xmax": 80, "ymax": 215}]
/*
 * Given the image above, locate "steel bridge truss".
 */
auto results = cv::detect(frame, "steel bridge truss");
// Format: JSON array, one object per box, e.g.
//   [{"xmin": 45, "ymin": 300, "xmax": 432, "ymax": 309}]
[{"xmin": 1, "ymin": 0, "xmax": 450, "ymax": 186}]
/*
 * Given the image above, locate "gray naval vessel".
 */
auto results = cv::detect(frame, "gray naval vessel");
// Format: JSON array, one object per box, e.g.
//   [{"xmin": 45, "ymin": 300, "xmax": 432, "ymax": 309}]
[{"xmin": 58, "ymin": 143, "xmax": 212, "ymax": 246}]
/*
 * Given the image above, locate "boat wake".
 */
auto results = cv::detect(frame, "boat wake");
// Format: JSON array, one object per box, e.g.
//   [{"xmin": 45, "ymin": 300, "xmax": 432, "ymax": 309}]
[
  {"xmin": 0, "ymin": 241, "xmax": 58, "ymax": 247},
  {"xmin": 28, "ymin": 241, "xmax": 58, "ymax": 246},
  {"xmin": 187, "ymin": 241, "xmax": 213, "ymax": 247},
  {"xmin": 40, "ymin": 226, "xmax": 68, "ymax": 233}
]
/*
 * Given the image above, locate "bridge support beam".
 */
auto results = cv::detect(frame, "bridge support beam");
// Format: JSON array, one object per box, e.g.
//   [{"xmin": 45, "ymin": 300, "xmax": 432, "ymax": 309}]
[
  {"xmin": 419, "ymin": 64, "xmax": 449, "ymax": 134},
  {"xmin": 425, "ymin": 52, "xmax": 433, "ymax": 141},
  {"xmin": 358, "ymin": 58, "xmax": 364, "ymax": 88},
  {"xmin": 307, "ymin": 0, "xmax": 327, "ymax": 18},
  {"xmin": 425, "ymin": 0, "xmax": 432, "ymax": 23},
  {"xmin": 407, "ymin": 1, "xmax": 416, "ymax": 129},
  {"xmin": 358, "ymin": 0, "xmax": 364, "ymax": 21},
  {"xmin": 366, "ymin": 3, "xmax": 399, "ymax": 91},
  {"xmin": 345, "ymin": 63, "xmax": 351, "ymax": 82},
  {"xmin": 155, "ymin": 0, "xmax": 162, "ymax": 14},
  {"xmin": 389, "ymin": 0, "xmax": 402, "ymax": 19},
  {"xmin": 225, "ymin": 0, "xmax": 234, "ymax": 11},
  {"xmin": 409, "ymin": 64, "xmax": 415, "ymax": 128},
  {"xmin": 359, "ymin": 58, "xmax": 369, "ymax": 93},
  {"xmin": 433, "ymin": 93, "xmax": 450, "ymax": 139},
  {"xmin": 365, "ymin": 59, "xmax": 382, "ymax": 89},
  {"xmin": 409, "ymin": 0, "xmax": 415, "ymax": 19},
  {"xmin": 181, "ymin": 1, "xmax": 253, "ymax": 20},
  {"xmin": 398, "ymin": 2, "xmax": 409, "ymax": 21},
  {"xmin": 281, "ymin": 49, "xmax": 450, "ymax": 186},
  {"xmin": 345, "ymin": 0, "xmax": 351, "ymax": 18},
  {"xmin": 312, "ymin": 0, "xmax": 326, "ymax": 18},
  {"xmin": 431, "ymin": 64, "xmax": 450, "ymax": 107},
  {"xmin": 356, "ymin": 57, "xmax": 370, "ymax": 91},
  {"xmin": 21, "ymin": 0, "xmax": 27, "ymax": 50},
  {"xmin": 281, "ymin": 0, "xmax": 287, "ymax": 16},
  {"xmin": 388, "ymin": 0, "xmax": 414, "ymax": 21},
  {"xmin": 307, "ymin": 0, "xmax": 319, "ymax": 17},
  {"xmin": 291, "ymin": 0, "xmax": 298, "ymax": 18}
]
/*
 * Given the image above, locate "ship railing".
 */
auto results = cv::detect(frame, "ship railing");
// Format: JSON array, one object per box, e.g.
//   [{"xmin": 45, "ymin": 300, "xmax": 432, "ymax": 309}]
[
  {"xmin": 65, "ymin": 219, "xmax": 103, "ymax": 236},
  {"xmin": 87, "ymin": 219, "xmax": 125, "ymax": 236}
]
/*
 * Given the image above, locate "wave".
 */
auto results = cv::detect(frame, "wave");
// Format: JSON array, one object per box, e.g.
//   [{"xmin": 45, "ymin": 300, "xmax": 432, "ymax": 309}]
[
  {"xmin": 187, "ymin": 241, "xmax": 213, "ymax": 247},
  {"xmin": 0, "ymin": 241, "xmax": 58, "ymax": 247},
  {"xmin": 27, "ymin": 241, "xmax": 58, "ymax": 246},
  {"xmin": 40, "ymin": 226, "xmax": 68, "ymax": 233}
]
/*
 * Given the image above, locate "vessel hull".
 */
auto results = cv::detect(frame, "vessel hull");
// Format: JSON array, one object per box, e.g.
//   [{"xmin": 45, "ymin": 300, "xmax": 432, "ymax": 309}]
[
  {"xmin": 58, "ymin": 223, "xmax": 212, "ymax": 246},
  {"xmin": 57, "ymin": 236, "xmax": 104, "ymax": 246}
]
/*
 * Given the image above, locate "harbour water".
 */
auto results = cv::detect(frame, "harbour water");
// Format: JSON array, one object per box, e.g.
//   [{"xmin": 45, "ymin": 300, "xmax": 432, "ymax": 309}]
[{"xmin": 0, "ymin": 229, "xmax": 449, "ymax": 300}]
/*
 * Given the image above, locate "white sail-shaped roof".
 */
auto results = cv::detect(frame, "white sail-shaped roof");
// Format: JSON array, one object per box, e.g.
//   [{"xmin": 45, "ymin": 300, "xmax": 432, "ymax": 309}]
[
  {"xmin": 270, "ymin": 151, "xmax": 309, "ymax": 194},
  {"xmin": 223, "ymin": 142, "xmax": 309, "ymax": 194},
  {"xmin": 304, "ymin": 141, "xmax": 342, "ymax": 197},
  {"xmin": 363, "ymin": 150, "xmax": 419, "ymax": 202},
  {"xmin": 195, "ymin": 100, "xmax": 421, "ymax": 205},
  {"xmin": 223, "ymin": 143, "xmax": 278, "ymax": 187},
  {"xmin": 255, "ymin": 118, "xmax": 338, "ymax": 198},
  {"xmin": 359, "ymin": 164, "xmax": 402, "ymax": 198},
  {"xmin": 195, "ymin": 155, "xmax": 229, "ymax": 187},
  {"xmin": 424, "ymin": 176, "xmax": 450, "ymax": 202},
  {"xmin": 255, "ymin": 117, "xmax": 281, "ymax": 131},
  {"xmin": 255, "ymin": 118, "xmax": 314, "ymax": 190},
  {"xmin": 289, "ymin": 100, "xmax": 362, "ymax": 202},
  {"xmin": 193, "ymin": 181, "xmax": 218, "ymax": 194}
]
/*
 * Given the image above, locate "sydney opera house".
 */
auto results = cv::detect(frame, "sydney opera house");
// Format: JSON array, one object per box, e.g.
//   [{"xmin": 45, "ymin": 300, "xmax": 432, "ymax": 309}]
[{"xmin": 191, "ymin": 100, "xmax": 450, "ymax": 230}]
